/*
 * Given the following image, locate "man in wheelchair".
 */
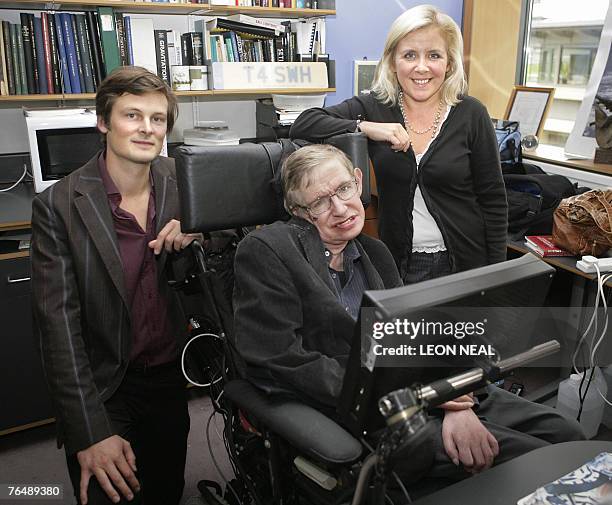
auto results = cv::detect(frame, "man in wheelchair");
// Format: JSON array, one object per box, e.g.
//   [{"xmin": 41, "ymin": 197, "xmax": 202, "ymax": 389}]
[{"xmin": 232, "ymin": 144, "xmax": 585, "ymax": 499}]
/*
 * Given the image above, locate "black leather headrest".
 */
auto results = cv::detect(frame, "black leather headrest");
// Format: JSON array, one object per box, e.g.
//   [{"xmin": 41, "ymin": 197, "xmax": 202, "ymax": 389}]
[{"xmin": 175, "ymin": 133, "xmax": 370, "ymax": 233}]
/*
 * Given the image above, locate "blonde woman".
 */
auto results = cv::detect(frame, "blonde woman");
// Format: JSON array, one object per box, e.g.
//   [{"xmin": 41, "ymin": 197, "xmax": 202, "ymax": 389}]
[{"xmin": 291, "ymin": 5, "xmax": 507, "ymax": 283}]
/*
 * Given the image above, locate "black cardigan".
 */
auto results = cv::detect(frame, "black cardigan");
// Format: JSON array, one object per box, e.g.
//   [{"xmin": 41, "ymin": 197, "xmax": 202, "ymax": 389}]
[{"xmin": 290, "ymin": 94, "xmax": 508, "ymax": 273}]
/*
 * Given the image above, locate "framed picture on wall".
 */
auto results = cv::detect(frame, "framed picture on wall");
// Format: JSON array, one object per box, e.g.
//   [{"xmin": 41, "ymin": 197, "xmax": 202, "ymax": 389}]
[
  {"xmin": 353, "ymin": 60, "xmax": 378, "ymax": 96},
  {"xmin": 504, "ymin": 86, "xmax": 555, "ymax": 138}
]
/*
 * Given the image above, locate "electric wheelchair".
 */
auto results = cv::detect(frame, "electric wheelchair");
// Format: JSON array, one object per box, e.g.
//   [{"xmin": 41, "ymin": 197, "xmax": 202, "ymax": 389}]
[
  {"xmin": 169, "ymin": 134, "xmax": 566, "ymax": 505},
  {"xmin": 171, "ymin": 133, "xmax": 372, "ymax": 505}
]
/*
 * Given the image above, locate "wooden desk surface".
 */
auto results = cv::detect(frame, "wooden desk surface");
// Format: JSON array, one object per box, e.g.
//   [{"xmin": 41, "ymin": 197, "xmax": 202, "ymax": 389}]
[
  {"xmin": 524, "ymin": 145, "xmax": 612, "ymax": 177},
  {"xmin": 0, "ymin": 183, "xmax": 34, "ymax": 231},
  {"xmin": 508, "ymin": 240, "xmax": 612, "ymax": 287}
]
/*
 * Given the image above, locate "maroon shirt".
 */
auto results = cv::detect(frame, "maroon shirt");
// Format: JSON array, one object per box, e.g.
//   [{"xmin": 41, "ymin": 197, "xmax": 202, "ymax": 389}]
[{"xmin": 98, "ymin": 153, "xmax": 176, "ymax": 367}]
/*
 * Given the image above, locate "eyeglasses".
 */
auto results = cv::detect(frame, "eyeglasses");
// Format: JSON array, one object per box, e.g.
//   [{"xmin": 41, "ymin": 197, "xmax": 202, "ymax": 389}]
[{"xmin": 298, "ymin": 178, "xmax": 359, "ymax": 216}]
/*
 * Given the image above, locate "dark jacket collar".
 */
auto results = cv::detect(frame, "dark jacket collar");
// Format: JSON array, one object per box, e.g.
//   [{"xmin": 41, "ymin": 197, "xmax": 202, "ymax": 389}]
[{"xmin": 288, "ymin": 216, "xmax": 386, "ymax": 293}]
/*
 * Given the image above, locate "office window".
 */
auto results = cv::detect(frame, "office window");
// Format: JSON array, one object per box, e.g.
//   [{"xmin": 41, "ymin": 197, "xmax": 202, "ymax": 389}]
[{"xmin": 521, "ymin": 0, "xmax": 608, "ymax": 146}]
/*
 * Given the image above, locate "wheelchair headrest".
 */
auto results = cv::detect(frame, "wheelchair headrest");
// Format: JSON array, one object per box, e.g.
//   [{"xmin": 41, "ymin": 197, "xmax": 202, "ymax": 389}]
[{"xmin": 175, "ymin": 133, "xmax": 370, "ymax": 233}]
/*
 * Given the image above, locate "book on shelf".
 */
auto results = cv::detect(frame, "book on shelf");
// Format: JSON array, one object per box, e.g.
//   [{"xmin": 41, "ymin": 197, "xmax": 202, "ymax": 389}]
[
  {"xmin": 0, "ymin": 23, "xmax": 7, "ymax": 95},
  {"xmin": 69, "ymin": 14, "xmax": 86, "ymax": 92},
  {"xmin": 59, "ymin": 13, "xmax": 80, "ymax": 93},
  {"xmin": 40, "ymin": 13, "xmax": 53, "ymax": 93},
  {"xmin": 97, "ymin": 7, "xmax": 121, "ymax": 76},
  {"xmin": 517, "ymin": 452, "xmax": 612, "ymax": 505},
  {"xmin": 53, "ymin": 13, "xmax": 72, "ymax": 94},
  {"xmin": 15, "ymin": 23, "xmax": 28, "ymax": 95},
  {"xmin": 75, "ymin": 14, "xmax": 95, "ymax": 93},
  {"xmin": 225, "ymin": 14, "xmax": 285, "ymax": 34},
  {"xmin": 524, "ymin": 235, "xmax": 573, "ymax": 257},
  {"xmin": 2, "ymin": 21, "xmax": 15, "ymax": 95},
  {"xmin": 129, "ymin": 17, "xmax": 157, "ymax": 74},
  {"xmin": 154, "ymin": 30, "xmax": 171, "ymax": 87},
  {"xmin": 85, "ymin": 11, "xmax": 104, "ymax": 87}
]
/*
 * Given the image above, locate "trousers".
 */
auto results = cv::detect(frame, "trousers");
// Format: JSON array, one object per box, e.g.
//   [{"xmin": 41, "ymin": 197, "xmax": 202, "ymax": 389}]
[{"xmin": 66, "ymin": 363, "xmax": 190, "ymax": 505}]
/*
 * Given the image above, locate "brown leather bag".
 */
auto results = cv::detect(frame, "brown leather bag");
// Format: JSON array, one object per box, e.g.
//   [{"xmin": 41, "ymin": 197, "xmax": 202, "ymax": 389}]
[{"xmin": 552, "ymin": 190, "xmax": 612, "ymax": 256}]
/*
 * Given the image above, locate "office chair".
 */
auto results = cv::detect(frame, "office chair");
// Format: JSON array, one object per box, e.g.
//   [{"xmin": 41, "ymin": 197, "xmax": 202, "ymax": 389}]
[{"xmin": 172, "ymin": 133, "xmax": 370, "ymax": 505}]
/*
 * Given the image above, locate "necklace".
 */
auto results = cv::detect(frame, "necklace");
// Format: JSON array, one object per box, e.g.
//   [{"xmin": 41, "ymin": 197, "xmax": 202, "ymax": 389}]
[{"xmin": 398, "ymin": 90, "xmax": 443, "ymax": 139}]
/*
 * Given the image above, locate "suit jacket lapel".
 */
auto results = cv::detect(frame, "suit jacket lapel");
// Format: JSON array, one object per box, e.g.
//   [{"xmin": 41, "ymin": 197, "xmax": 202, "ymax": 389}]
[
  {"xmin": 355, "ymin": 237, "xmax": 385, "ymax": 291},
  {"xmin": 151, "ymin": 158, "xmax": 179, "ymax": 278},
  {"xmin": 293, "ymin": 218, "xmax": 337, "ymax": 295},
  {"xmin": 74, "ymin": 157, "xmax": 129, "ymax": 307}
]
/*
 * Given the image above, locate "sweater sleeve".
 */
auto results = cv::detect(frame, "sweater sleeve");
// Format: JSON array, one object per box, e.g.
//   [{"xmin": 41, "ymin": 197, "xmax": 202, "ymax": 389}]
[
  {"xmin": 290, "ymin": 96, "xmax": 368, "ymax": 141},
  {"xmin": 469, "ymin": 102, "xmax": 509, "ymax": 264}
]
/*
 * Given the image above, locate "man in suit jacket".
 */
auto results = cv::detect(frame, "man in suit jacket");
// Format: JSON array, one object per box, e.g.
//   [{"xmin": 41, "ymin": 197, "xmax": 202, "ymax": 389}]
[
  {"xmin": 31, "ymin": 67, "xmax": 198, "ymax": 505},
  {"xmin": 233, "ymin": 144, "xmax": 403, "ymax": 409}
]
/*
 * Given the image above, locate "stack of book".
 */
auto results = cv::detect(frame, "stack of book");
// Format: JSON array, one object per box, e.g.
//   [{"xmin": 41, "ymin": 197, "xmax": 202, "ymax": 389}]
[
  {"xmin": 205, "ymin": 15, "xmax": 325, "ymax": 64},
  {"xmin": 524, "ymin": 235, "xmax": 573, "ymax": 257},
  {"xmin": 211, "ymin": 1, "xmax": 322, "ymax": 7}
]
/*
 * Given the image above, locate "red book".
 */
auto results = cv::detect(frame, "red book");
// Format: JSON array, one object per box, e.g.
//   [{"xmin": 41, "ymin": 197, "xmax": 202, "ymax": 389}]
[
  {"xmin": 525, "ymin": 235, "xmax": 573, "ymax": 257},
  {"xmin": 40, "ymin": 12, "xmax": 54, "ymax": 94}
]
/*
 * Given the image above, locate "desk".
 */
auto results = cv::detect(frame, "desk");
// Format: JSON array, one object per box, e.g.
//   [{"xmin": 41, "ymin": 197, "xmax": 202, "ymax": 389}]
[
  {"xmin": 413, "ymin": 441, "xmax": 612, "ymax": 505},
  {"xmin": 507, "ymin": 242, "xmax": 612, "ymax": 402}
]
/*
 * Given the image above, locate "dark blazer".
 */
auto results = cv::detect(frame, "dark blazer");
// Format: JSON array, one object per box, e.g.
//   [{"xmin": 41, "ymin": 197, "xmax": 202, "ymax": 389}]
[
  {"xmin": 233, "ymin": 217, "xmax": 402, "ymax": 407},
  {"xmin": 31, "ymin": 154, "xmax": 186, "ymax": 455}
]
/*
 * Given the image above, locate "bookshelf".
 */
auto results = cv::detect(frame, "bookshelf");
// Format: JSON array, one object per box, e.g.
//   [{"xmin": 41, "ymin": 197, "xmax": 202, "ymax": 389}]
[
  {"xmin": 0, "ymin": 87, "xmax": 335, "ymax": 101},
  {"xmin": 0, "ymin": 1, "xmax": 335, "ymax": 18},
  {"xmin": 0, "ymin": 1, "xmax": 336, "ymax": 99}
]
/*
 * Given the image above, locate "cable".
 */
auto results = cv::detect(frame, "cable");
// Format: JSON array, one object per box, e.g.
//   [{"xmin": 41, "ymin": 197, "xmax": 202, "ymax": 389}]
[
  {"xmin": 206, "ymin": 409, "xmax": 242, "ymax": 505},
  {"xmin": 181, "ymin": 331, "xmax": 224, "ymax": 387},
  {"xmin": 0, "ymin": 163, "xmax": 27, "ymax": 192}
]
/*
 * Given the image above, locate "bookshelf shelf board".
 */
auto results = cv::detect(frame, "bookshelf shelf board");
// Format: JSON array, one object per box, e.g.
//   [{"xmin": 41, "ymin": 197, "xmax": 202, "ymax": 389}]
[
  {"xmin": 0, "ymin": 88, "xmax": 335, "ymax": 101},
  {"xmin": 0, "ymin": 1, "xmax": 335, "ymax": 17},
  {"xmin": 203, "ymin": 6, "xmax": 335, "ymax": 18}
]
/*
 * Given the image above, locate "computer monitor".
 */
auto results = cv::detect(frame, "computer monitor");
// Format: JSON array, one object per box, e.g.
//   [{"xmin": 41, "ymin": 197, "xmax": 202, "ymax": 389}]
[{"xmin": 337, "ymin": 254, "xmax": 555, "ymax": 437}]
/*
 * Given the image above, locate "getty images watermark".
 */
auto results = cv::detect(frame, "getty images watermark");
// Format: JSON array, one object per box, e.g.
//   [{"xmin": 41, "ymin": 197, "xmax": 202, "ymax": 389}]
[{"xmin": 359, "ymin": 307, "xmax": 612, "ymax": 370}]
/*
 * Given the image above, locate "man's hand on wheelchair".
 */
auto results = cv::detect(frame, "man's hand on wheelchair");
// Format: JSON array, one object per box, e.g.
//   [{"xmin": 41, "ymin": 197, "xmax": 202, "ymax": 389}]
[
  {"xmin": 439, "ymin": 393, "xmax": 474, "ymax": 411},
  {"xmin": 442, "ymin": 409, "xmax": 499, "ymax": 474},
  {"xmin": 76, "ymin": 434, "xmax": 140, "ymax": 504},
  {"xmin": 148, "ymin": 219, "xmax": 204, "ymax": 255}
]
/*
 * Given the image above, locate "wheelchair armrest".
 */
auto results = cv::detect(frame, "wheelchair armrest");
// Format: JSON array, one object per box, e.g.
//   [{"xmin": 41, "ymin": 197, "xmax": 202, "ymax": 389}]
[{"xmin": 225, "ymin": 379, "xmax": 362, "ymax": 465}]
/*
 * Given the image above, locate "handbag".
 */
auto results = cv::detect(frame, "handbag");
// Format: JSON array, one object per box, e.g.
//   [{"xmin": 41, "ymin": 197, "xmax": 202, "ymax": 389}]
[{"xmin": 552, "ymin": 190, "xmax": 612, "ymax": 256}]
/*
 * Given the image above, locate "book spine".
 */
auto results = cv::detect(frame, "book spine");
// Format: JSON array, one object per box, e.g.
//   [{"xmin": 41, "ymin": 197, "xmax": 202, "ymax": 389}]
[
  {"xmin": 154, "ymin": 30, "xmax": 171, "ymax": 86},
  {"xmin": 0, "ymin": 23, "xmax": 7, "ymax": 95},
  {"xmin": 53, "ymin": 13, "xmax": 71, "ymax": 94},
  {"xmin": 75, "ymin": 15, "xmax": 95, "ymax": 93},
  {"xmin": 114, "ymin": 13, "xmax": 128, "ymax": 66},
  {"xmin": 27, "ymin": 14, "xmax": 40, "ymax": 93},
  {"xmin": 60, "ymin": 13, "xmax": 80, "ymax": 94},
  {"xmin": 69, "ymin": 15, "xmax": 86, "ymax": 93},
  {"xmin": 2, "ymin": 21, "xmax": 14, "ymax": 95},
  {"xmin": 85, "ymin": 11, "xmax": 103, "ymax": 87},
  {"xmin": 124, "ymin": 16, "xmax": 133, "ymax": 65},
  {"xmin": 222, "ymin": 32, "xmax": 234, "ymax": 62},
  {"xmin": 191, "ymin": 32, "xmax": 204, "ymax": 66},
  {"xmin": 96, "ymin": 7, "xmax": 121, "ymax": 75},
  {"xmin": 46, "ymin": 13, "xmax": 62, "ymax": 93},
  {"xmin": 229, "ymin": 31, "xmax": 241, "ymax": 62},
  {"xmin": 40, "ymin": 13, "xmax": 54, "ymax": 94},
  {"xmin": 20, "ymin": 14, "xmax": 35, "ymax": 93},
  {"xmin": 16, "ymin": 25, "xmax": 28, "ymax": 95},
  {"xmin": 181, "ymin": 33, "xmax": 193, "ymax": 66},
  {"xmin": 32, "ymin": 17, "xmax": 48, "ymax": 95}
]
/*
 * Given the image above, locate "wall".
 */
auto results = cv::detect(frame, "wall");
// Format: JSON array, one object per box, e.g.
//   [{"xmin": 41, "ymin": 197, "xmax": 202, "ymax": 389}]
[
  {"xmin": 464, "ymin": 0, "xmax": 522, "ymax": 118},
  {"xmin": 325, "ymin": 0, "xmax": 464, "ymax": 106},
  {"xmin": 0, "ymin": 2, "xmax": 464, "ymax": 157}
]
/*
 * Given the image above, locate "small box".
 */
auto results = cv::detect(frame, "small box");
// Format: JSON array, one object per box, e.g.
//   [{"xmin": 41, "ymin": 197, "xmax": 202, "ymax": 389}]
[
  {"xmin": 189, "ymin": 66, "xmax": 209, "ymax": 91},
  {"xmin": 171, "ymin": 65, "xmax": 190, "ymax": 91}
]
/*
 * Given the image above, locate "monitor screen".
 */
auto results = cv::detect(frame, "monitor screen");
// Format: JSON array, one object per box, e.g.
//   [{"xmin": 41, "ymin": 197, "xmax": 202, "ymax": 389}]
[
  {"xmin": 337, "ymin": 254, "xmax": 556, "ymax": 436},
  {"xmin": 36, "ymin": 127, "xmax": 103, "ymax": 180}
]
